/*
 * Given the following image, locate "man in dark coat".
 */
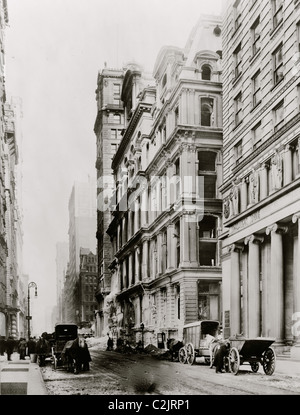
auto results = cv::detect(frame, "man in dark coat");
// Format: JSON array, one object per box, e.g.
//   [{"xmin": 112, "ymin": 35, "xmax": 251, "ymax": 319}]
[
  {"xmin": 0, "ymin": 336, "xmax": 6, "ymax": 356},
  {"xmin": 6, "ymin": 336, "xmax": 16, "ymax": 361},
  {"xmin": 213, "ymin": 340, "xmax": 230, "ymax": 373},
  {"xmin": 27, "ymin": 337, "xmax": 37, "ymax": 356},
  {"xmin": 18, "ymin": 338, "xmax": 27, "ymax": 360}
]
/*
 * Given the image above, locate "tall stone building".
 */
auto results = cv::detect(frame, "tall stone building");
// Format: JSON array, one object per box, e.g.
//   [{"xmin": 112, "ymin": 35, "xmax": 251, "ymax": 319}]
[
  {"xmin": 220, "ymin": 0, "xmax": 300, "ymax": 356},
  {"xmin": 63, "ymin": 178, "xmax": 97, "ymax": 323},
  {"xmin": 77, "ymin": 248, "xmax": 97, "ymax": 332},
  {"xmin": 0, "ymin": 0, "xmax": 9, "ymax": 339},
  {"xmin": 0, "ymin": 0, "xmax": 24, "ymax": 340},
  {"xmin": 104, "ymin": 15, "xmax": 222, "ymax": 347},
  {"xmin": 94, "ymin": 67, "xmax": 126, "ymax": 336}
]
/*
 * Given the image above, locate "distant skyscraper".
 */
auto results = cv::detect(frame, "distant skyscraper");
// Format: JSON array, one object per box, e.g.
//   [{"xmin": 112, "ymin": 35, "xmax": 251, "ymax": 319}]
[
  {"xmin": 64, "ymin": 177, "xmax": 97, "ymax": 322},
  {"xmin": 55, "ymin": 241, "xmax": 69, "ymax": 323}
]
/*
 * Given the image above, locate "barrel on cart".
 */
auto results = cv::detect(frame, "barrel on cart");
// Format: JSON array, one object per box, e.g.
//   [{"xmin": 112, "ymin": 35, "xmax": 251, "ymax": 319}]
[
  {"xmin": 178, "ymin": 320, "xmax": 220, "ymax": 365},
  {"xmin": 51, "ymin": 323, "xmax": 78, "ymax": 370},
  {"xmin": 226, "ymin": 336, "xmax": 276, "ymax": 375}
]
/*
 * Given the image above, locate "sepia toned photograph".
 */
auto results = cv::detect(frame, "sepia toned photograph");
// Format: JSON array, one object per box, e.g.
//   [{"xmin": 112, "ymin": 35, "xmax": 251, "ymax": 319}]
[{"xmin": 0, "ymin": 0, "xmax": 300, "ymax": 401}]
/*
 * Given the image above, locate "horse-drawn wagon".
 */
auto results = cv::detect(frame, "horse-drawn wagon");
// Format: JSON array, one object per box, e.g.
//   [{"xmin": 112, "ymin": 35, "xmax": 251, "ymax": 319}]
[
  {"xmin": 225, "ymin": 336, "xmax": 276, "ymax": 376},
  {"xmin": 178, "ymin": 320, "xmax": 220, "ymax": 365},
  {"xmin": 51, "ymin": 323, "xmax": 78, "ymax": 370}
]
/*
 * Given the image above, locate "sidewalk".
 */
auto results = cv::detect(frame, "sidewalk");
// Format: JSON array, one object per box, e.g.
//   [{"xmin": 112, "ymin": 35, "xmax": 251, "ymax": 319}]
[{"xmin": 0, "ymin": 355, "xmax": 47, "ymax": 395}]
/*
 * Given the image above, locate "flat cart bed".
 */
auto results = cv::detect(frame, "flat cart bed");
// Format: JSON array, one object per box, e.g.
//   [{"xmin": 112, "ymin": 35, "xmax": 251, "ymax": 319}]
[{"xmin": 227, "ymin": 337, "xmax": 276, "ymax": 376}]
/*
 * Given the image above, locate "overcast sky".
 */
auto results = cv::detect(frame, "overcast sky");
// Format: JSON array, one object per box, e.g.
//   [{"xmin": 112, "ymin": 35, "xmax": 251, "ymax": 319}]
[{"xmin": 4, "ymin": 0, "xmax": 223, "ymax": 333}]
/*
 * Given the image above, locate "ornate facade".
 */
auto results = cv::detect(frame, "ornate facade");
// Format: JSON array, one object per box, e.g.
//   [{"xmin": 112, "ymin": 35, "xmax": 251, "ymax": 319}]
[
  {"xmin": 220, "ymin": 0, "xmax": 300, "ymax": 356},
  {"xmin": 102, "ymin": 15, "xmax": 223, "ymax": 348}
]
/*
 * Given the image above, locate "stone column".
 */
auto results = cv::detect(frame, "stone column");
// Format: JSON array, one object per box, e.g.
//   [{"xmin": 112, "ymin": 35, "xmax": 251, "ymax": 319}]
[
  {"xmin": 122, "ymin": 260, "xmax": 127, "ymax": 289},
  {"xmin": 142, "ymin": 239, "xmax": 149, "ymax": 280},
  {"xmin": 215, "ymin": 151, "xmax": 222, "ymax": 199},
  {"xmin": 128, "ymin": 210, "xmax": 133, "ymax": 240},
  {"xmin": 167, "ymin": 222, "xmax": 176, "ymax": 271},
  {"xmin": 156, "ymin": 233, "xmax": 162, "ymax": 275},
  {"xmin": 245, "ymin": 234, "xmax": 264, "ymax": 338},
  {"xmin": 135, "ymin": 246, "xmax": 141, "ymax": 282},
  {"xmin": 180, "ymin": 214, "xmax": 189, "ymax": 266},
  {"xmin": 228, "ymin": 243, "xmax": 244, "ymax": 336},
  {"xmin": 134, "ymin": 198, "xmax": 140, "ymax": 235},
  {"xmin": 292, "ymin": 213, "xmax": 300, "ymax": 346},
  {"xmin": 140, "ymin": 186, "xmax": 148, "ymax": 227},
  {"xmin": 167, "ymin": 163, "xmax": 175, "ymax": 207},
  {"xmin": 266, "ymin": 223, "xmax": 288, "ymax": 342},
  {"xmin": 122, "ymin": 216, "xmax": 127, "ymax": 244},
  {"xmin": 128, "ymin": 253, "xmax": 133, "ymax": 287},
  {"xmin": 242, "ymin": 252, "xmax": 249, "ymax": 337}
]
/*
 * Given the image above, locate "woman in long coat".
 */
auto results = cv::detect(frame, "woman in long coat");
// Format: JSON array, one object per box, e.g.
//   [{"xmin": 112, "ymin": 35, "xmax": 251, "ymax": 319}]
[{"xmin": 18, "ymin": 338, "xmax": 27, "ymax": 360}]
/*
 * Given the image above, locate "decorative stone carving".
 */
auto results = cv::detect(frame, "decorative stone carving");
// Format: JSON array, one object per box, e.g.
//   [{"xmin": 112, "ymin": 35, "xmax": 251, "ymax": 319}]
[
  {"xmin": 231, "ymin": 184, "xmax": 239, "ymax": 216},
  {"xmin": 244, "ymin": 234, "xmax": 264, "ymax": 246},
  {"xmin": 228, "ymin": 243, "xmax": 244, "ymax": 254},
  {"xmin": 248, "ymin": 169, "xmax": 259, "ymax": 205},
  {"xmin": 266, "ymin": 223, "xmax": 288, "ymax": 236},
  {"xmin": 223, "ymin": 198, "xmax": 230, "ymax": 220},
  {"xmin": 271, "ymin": 151, "xmax": 283, "ymax": 191}
]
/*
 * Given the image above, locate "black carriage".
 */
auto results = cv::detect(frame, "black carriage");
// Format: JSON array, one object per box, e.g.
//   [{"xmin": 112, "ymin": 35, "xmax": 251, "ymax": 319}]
[
  {"xmin": 179, "ymin": 320, "xmax": 220, "ymax": 365},
  {"xmin": 51, "ymin": 323, "xmax": 78, "ymax": 370},
  {"xmin": 226, "ymin": 336, "xmax": 276, "ymax": 376}
]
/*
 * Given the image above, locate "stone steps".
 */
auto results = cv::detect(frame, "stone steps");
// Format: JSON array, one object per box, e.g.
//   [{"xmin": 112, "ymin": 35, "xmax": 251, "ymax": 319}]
[{"xmin": 0, "ymin": 360, "xmax": 30, "ymax": 395}]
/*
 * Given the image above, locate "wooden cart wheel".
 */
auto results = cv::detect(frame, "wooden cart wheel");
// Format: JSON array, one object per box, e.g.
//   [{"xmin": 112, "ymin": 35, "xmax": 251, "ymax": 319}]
[
  {"xmin": 186, "ymin": 343, "xmax": 196, "ymax": 365},
  {"xmin": 262, "ymin": 347, "xmax": 276, "ymax": 375},
  {"xmin": 250, "ymin": 362, "xmax": 259, "ymax": 373},
  {"xmin": 178, "ymin": 347, "xmax": 187, "ymax": 364},
  {"xmin": 229, "ymin": 347, "xmax": 240, "ymax": 375}
]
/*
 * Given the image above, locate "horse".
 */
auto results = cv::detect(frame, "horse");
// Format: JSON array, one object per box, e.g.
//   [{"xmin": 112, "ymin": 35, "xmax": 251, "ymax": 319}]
[
  {"xmin": 61, "ymin": 337, "xmax": 91, "ymax": 374},
  {"xmin": 167, "ymin": 338, "xmax": 184, "ymax": 362}
]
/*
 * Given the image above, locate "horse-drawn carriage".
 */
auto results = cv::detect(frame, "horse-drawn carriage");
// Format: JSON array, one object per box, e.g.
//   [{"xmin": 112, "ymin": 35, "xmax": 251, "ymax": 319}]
[
  {"xmin": 51, "ymin": 323, "xmax": 91, "ymax": 373},
  {"xmin": 225, "ymin": 336, "xmax": 276, "ymax": 376},
  {"xmin": 178, "ymin": 320, "xmax": 220, "ymax": 365}
]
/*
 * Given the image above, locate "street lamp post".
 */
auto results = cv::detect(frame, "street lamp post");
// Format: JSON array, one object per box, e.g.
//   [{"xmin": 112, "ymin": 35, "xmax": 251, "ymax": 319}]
[
  {"xmin": 140, "ymin": 322, "xmax": 144, "ymax": 350},
  {"xmin": 27, "ymin": 282, "xmax": 37, "ymax": 340}
]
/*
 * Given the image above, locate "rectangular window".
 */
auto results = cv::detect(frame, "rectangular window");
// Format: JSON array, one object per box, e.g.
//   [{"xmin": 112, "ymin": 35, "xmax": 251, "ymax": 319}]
[
  {"xmin": 113, "ymin": 114, "xmax": 121, "ymax": 124},
  {"xmin": 251, "ymin": 16, "xmax": 260, "ymax": 56},
  {"xmin": 273, "ymin": 100, "xmax": 284, "ymax": 131},
  {"xmin": 175, "ymin": 221, "xmax": 180, "ymax": 268},
  {"xmin": 176, "ymin": 285, "xmax": 180, "ymax": 320},
  {"xmin": 198, "ymin": 216, "xmax": 217, "ymax": 266},
  {"xmin": 110, "ymin": 127, "xmax": 117, "ymax": 138},
  {"xmin": 272, "ymin": 0, "xmax": 283, "ymax": 28},
  {"xmin": 234, "ymin": 140, "xmax": 243, "ymax": 164},
  {"xmin": 234, "ymin": 92, "xmax": 243, "ymax": 126},
  {"xmin": 273, "ymin": 44, "xmax": 284, "ymax": 85},
  {"xmin": 233, "ymin": 0, "xmax": 242, "ymax": 31},
  {"xmin": 201, "ymin": 97, "xmax": 214, "ymax": 126},
  {"xmin": 113, "ymin": 83, "xmax": 121, "ymax": 105},
  {"xmin": 175, "ymin": 106, "xmax": 179, "ymax": 126},
  {"xmin": 175, "ymin": 158, "xmax": 180, "ymax": 199},
  {"xmin": 111, "ymin": 143, "xmax": 117, "ymax": 153},
  {"xmin": 252, "ymin": 70, "xmax": 261, "ymax": 107},
  {"xmin": 233, "ymin": 43, "xmax": 242, "ymax": 79},
  {"xmin": 252, "ymin": 122, "xmax": 262, "ymax": 150},
  {"xmin": 297, "ymin": 22, "xmax": 300, "ymax": 52}
]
